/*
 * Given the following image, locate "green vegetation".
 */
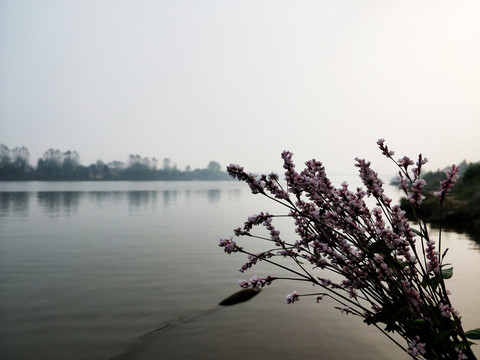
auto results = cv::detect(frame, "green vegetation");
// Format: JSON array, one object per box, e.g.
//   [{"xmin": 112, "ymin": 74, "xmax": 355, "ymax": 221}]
[
  {"xmin": 0, "ymin": 144, "xmax": 230, "ymax": 181},
  {"xmin": 399, "ymin": 160, "xmax": 480, "ymax": 241}
]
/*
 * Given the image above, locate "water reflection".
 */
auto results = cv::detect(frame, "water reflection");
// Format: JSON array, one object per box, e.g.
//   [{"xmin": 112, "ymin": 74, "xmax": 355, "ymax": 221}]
[
  {"xmin": 207, "ymin": 189, "xmax": 221, "ymax": 203},
  {"xmin": 186, "ymin": 189, "xmax": 225, "ymax": 204},
  {"xmin": 0, "ymin": 189, "xmax": 232, "ymax": 218},
  {"xmin": 37, "ymin": 192, "xmax": 81, "ymax": 217},
  {"xmin": 429, "ymin": 222, "xmax": 480, "ymax": 245},
  {"xmin": 128, "ymin": 191, "xmax": 158, "ymax": 210},
  {"xmin": 89, "ymin": 191, "xmax": 110, "ymax": 204},
  {"xmin": 227, "ymin": 188, "xmax": 243, "ymax": 199},
  {"xmin": 161, "ymin": 190, "xmax": 177, "ymax": 206},
  {"xmin": 0, "ymin": 192, "xmax": 30, "ymax": 220}
]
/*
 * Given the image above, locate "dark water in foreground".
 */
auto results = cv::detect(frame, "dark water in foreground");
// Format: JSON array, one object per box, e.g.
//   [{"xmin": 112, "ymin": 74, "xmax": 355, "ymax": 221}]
[{"xmin": 1, "ymin": 180, "xmax": 479, "ymax": 360}]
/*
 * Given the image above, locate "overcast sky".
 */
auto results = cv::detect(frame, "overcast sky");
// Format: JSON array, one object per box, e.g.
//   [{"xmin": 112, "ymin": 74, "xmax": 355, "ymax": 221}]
[{"xmin": 1, "ymin": 0, "xmax": 479, "ymax": 177}]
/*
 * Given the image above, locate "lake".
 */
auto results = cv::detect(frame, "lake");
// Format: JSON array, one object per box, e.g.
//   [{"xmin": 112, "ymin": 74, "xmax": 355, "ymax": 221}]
[{"xmin": 1, "ymin": 180, "xmax": 479, "ymax": 360}]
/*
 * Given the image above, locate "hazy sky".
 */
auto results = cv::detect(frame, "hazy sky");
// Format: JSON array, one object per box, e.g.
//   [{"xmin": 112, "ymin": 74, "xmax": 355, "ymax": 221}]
[{"xmin": 1, "ymin": 0, "xmax": 479, "ymax": 176}]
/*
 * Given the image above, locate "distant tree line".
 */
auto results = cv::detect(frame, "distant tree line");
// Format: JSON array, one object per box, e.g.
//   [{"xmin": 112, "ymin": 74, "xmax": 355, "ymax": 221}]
[
  {"xmin": 0, "ymin": 144, "xmax": 230, "ymax": 181},
  {"xmin": 397, "ymin": 159, "xmax": 480, "ymax": 241}
]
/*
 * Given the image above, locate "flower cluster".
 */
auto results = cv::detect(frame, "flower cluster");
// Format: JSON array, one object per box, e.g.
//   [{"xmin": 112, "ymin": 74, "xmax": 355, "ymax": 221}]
[
  {"xmin": 218, "ymin": 238, "xmax": 242, "ymax": 254},
  {"xmin": 407, "ymin": 178, "xmax": 427, "ymax": 205},
  {"xmin": 238, "ymin": 275, "xmax": 276, "ymax": 289},
  {"xmin": 434, "ymin": 164, "xmax": 460, "ymax": 202},
  {"xmin": 407, "ymin": 336, "xmax": 427, "ymax": 356},
  {"xmin": 439, "ymin": 303, "xmax": 459, "ymax": 318},
  {"xmin": 219, "ymin": 140, "xmax": 477, "ymax": 360},
  {"xmin": 239, "ymin": 251, "xmax": 274, "ymax": 273},
  {"xmin": 285, "ymin": 291, "xmax": 300, "ymax": 304}
]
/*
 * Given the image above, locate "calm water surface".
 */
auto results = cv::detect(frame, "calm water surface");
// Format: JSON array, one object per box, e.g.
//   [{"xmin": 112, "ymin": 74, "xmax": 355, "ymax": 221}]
[{"xmin": 1, "ymin": 180, "xmax": 479, "ymax": 360}]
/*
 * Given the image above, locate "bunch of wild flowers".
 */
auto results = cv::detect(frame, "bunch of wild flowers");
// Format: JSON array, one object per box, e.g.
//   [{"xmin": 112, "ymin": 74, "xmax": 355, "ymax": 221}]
[{"xmin": 219, "ymin": 139, "xmax": 479, "ymax": 360}]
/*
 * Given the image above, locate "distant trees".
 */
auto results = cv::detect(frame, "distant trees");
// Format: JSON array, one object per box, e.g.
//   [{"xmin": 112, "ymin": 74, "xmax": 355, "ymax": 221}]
[
  {"xmin": 0, "ymin": 145, "xmax": 33, "ymax": 179},
  {"xmin": 88, "ymin": 161, "xmax": 110, "ymax": 180},
  {"xmin": 0, "ymin": 144, "xmax": 230, "ymax": 181},
  {"xmin": 463, "ymin": 162, "xmax": 480, "ymax": 182},
  {"xmin": 163, "ymin": 157, "xmax": 171, "ymax": 171},
  {"xmin": 36, "ymin": 149, "xmax": 88, "ymax": 180},
  {"xmin": 187, "ymin": 161, "xmax": 227, "ymax": 180},
  {"xmin": 124, "ymin": 154, "xmax": 155, "ymax": 180},
  {"xmin": 399, "ymin": 160, "xmax": 480, "ymax": 240},
  {"xmin": 207, "ymin": 161, "xmax": 221, "ymax": 172}
]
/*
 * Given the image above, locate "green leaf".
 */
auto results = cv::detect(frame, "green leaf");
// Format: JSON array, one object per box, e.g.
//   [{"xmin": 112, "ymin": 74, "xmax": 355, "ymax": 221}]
[
  {"xmin": 452, "ymin": 341, "xmax": 477, "ymax": 349},
  {"xmin": 364, "ymin": 303, "xmax": 405, "ymax": 332},
  {"xmin": 368, "ymin": 240, "xmax": 392, "ymax": 256},
  {"xmin": 383, "ymin": 257, "xmax": 407, "ymax": 270},
  {"xmin": 422, "ymin": 275, "xmax": 439, "ymax": 292},
  {"xmin": 441, "ymin": 267, "xmax": 453, "ymax": 280},
  {"xmin": 411, "ymin": 228, "xmax": 424, "ymax": 238},
  {"xmin": 465, "ymin": 328, "xmax": 480, "ymax": 340},
  {"xmin": 421, "ymin": 276, "xmax": 429, "ymax": 289},
  {"xmin": 218, "ymin": 288, "xmax": 261, "ymax": 306},
  {"xmin": 432, "ymin": 328, "xmax": 453, "ymax": 344}
]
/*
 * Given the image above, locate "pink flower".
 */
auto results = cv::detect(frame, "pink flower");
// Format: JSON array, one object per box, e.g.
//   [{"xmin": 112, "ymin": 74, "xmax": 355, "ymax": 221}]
[
  {"xmin": 439, "ymin": 303, "xmax": 460, "ymax": 318},
  {"xmin": 398, "ymin": 156, "xmax": 414, "ymax": 169},
  {"xmin": 336, "ymin": 307, "xmax": 353, "ymax": 314},
  {"xmin": 434, "ymin": 164, "xmax": 460, "ymax": 202},
  {"xmin": 455, "ymin": 348, "xmax": 468, "ymax": 360},
  {"xmin": 377, "ymin": 138, "xmax": 395, "ymax": 157},
  {"xmin": 355, "ymin": 158, "xmax": 386, "ymax": 200},
  {"xmin": 239, "ymin": 251, "xmax": 274, "ymax": 273},
  {"xmin": 219, "ymin": 238, "xmax": 242, "ymax": 254},
  {"xmin": 238, "ymin": 275, "xmax": 276, "ymax": 288},
  {"xmin": 407, "ymin": 336, "xmax": 426, "ymax": 356},
  {"xmin": 286, "ymin": 291, "xmax": 300, "ymax": 304},
  {"xmin": 406, "ymin": 178, "xmax": 426, "ymax": 206},
  {"xmin": 425, "ymin": 239, "xmax": 439, "ymax": 273},
  {"xmin": 227, "ymin": 164, "xmax": 264, "ymax": 194}
]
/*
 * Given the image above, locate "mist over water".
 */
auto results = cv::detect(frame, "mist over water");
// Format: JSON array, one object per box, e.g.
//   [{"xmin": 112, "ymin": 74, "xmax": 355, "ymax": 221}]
[{"xmin": 1, "ymin": 180, "xmax": 479, "ymax": 360}]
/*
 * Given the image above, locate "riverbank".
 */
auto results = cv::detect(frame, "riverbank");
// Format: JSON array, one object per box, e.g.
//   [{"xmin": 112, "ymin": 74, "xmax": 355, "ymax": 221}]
[{"xmin": 399, "ymin": 162, "xmax": 480, "ymax": 242}]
